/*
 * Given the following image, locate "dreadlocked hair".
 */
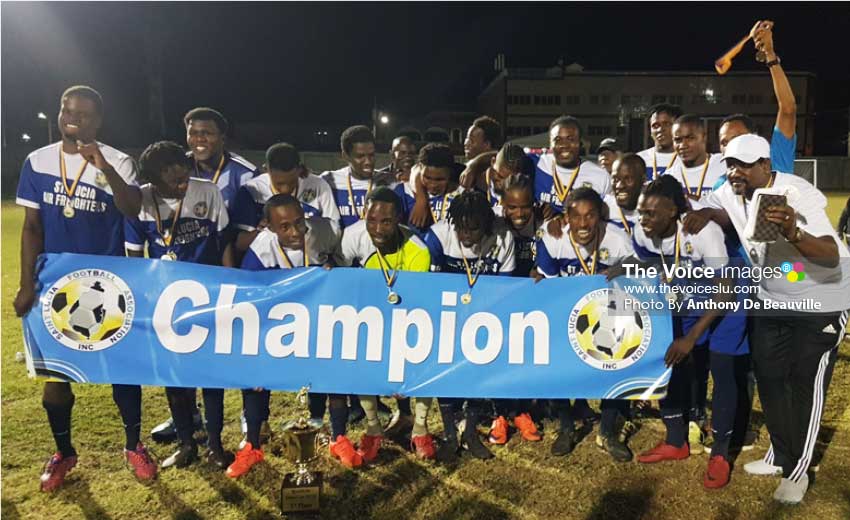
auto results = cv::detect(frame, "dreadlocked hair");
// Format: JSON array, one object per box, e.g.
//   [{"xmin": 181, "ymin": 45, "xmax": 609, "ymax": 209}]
[
  {"xmin": 642, "ymin": 175, "xmax": 689, "ymax": 218},
  {"xmin": 448, "ymin": 190, "xmax": 495, "ymax": 236}
]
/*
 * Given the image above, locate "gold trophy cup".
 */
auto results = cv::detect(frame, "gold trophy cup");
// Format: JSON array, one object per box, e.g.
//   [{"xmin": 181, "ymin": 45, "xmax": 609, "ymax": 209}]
[{"xmin": 279, "ymin": 387, "xmax": 328, "ymax": 514}]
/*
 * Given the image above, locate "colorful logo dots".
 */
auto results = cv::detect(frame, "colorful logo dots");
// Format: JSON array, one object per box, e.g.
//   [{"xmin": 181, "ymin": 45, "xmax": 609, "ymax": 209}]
[{"xmin": 785, "ymin": 261, "xmax": 806, "ymax": 282}]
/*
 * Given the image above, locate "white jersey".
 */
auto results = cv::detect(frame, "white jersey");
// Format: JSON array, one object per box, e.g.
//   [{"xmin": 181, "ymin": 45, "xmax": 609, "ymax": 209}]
[
  {"xmin": 125, "ymin": 178, "xmax": 228, "ymax": 265},
  {"xmin": 423, "ymin": 219, "xmax": 516, "ymax": 275},
  {"xmin": 242, "ymin": 218, "xmax": 337, "ymax": 270},
  {"xmin": 637, "ymin": 147, "xmax": 681, "ymax": 181},
  {"xmin": 532, "ymin": 154, "xmax": 611, "ymax": 212},
  {"xmin": 536, "ymin": 222, "xmax": 633, "ymax": 278},
  {"xmin": 603, "ymin": 194, "xmax": 639, "ymax": 236},
  {"xmin": 664, "ymin": 153, "xmax": 725, "ymax": 210},
  {"xmin": 231, "ymin": 172, "xmax": 340, "ymax": 233},
  {"xmin": 320, "ymin": 166, "xmax": 398, "ymax": 229},
  {"xmin": 632, "ymin": 219, "xmax": 729, "ymax": 270},
  {"xmin": 705, "ymin": 174, "xmax": 850, "ymax": 312}
]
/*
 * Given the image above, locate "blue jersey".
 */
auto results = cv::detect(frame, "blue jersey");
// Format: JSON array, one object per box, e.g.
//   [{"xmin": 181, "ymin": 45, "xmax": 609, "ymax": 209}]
[
  {"xmin": 124, "ymin": 178, "xmax": 229, "ymax": 265},
  {"xmin": 395, "ymin": 183, "xmax": 464, "ymax": 235},
  {"xmin": 189, "ymin": 151, "xmax": 256, "ymax": 210},
  {"xmin": 231, "ymin": 173, "xmax": 341, "ymax": 234},
  {"xmin": 240, "ymin": 218, "xmax": 338, "ymax": 271},
  {"xmin": 423, "ymin": 220, "xmax": 516, "ymax": 276},
  {"xmin": 15, "ymin": 142, "xmax": 138, "ymax": 256},
  {"xmin": 536, "ymin": 222, "xmax": 633, "ymax": 278},
  {"xmin": 632, "ymin": 220, "xmax": 748, "ymax": 355},
  {"xmin": 529, "ymin": 153, "xmax": 611, "ymax": 214},
  {"xmin": 320, "ymin": 166, "xmax": 398, "ymax": 230}
]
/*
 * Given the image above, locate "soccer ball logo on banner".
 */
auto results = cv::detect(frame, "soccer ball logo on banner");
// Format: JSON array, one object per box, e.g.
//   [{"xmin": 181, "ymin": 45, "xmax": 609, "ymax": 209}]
[
  {"xmin": 568, "ymin": 288, "xmax": 651, "ymax": 371},
  {"xmin": 42, "ymin": 270, "xmax": 135, "ymax": 351}
]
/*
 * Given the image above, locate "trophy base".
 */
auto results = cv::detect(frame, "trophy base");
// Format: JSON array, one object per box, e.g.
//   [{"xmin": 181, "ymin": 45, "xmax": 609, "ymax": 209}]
[{"xmin": 280, "ymin": 471, "xmax": 323, "ymax": 514}]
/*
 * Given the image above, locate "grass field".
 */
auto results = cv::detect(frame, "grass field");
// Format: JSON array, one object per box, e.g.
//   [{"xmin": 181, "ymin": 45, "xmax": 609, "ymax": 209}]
[{"xmin": 2, "ymin": 196, "xmax": 850, "ymax": 520}]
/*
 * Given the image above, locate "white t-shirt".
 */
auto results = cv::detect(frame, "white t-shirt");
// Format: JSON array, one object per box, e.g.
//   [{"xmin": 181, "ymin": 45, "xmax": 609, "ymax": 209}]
[
  {"xmin": 705, "ymin": 174, "xmax": 850, "ymax": 312},
  {"xmin": 664, "ymin": 153, "xmax": 726, "ymax": 210}
]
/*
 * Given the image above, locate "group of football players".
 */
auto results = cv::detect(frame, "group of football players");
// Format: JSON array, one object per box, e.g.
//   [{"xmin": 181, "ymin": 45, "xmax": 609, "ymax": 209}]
[{"xmin": 14, "ymin": 20, "xmax": 848, "ymax": 506}]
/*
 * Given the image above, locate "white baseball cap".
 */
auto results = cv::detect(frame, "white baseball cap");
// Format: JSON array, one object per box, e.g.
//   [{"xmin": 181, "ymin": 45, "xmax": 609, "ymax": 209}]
[{"xmin": 722, "ymin": 133, "xmax": 771, "ymax": 164}]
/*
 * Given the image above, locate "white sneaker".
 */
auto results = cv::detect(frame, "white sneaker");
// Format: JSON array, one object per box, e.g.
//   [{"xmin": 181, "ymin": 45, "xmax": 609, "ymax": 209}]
[
  {"xmin": 744, "ymin": 459, "xmax": 783, "ymax": 476},
  {"xmin": 307, "ymin": 418, "xmax": 324, "ymax": 430},
  {"xmin": 773, "ymin": 475, "xmax": 809, "ymax": 504}
]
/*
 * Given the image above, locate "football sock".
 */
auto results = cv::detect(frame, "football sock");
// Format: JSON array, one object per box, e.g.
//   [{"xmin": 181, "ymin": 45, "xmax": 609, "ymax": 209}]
[
  {"xmin": 438, "ymin": 400, "xmax": 458, "ymax": 443},
  {"xmin": 412, "ymin": 398, "xmax": 432, "ymax": 436},
  {"xmin": 242, "ymin": 389, "xmax": 264, "ymax": 449},
  {"xmin": 42, "ymin": 382, "xmax": 76, "ymax": 457},
  {"xmin": 555, "ymin": 399, "xmax": 574, "ymax": 432},
  {"xmin": 112, "ymin": 384, "xmax": 142, "ymax": 450},
  {"xmin": 663, "ymin": 413, "xmax": 686, "ymax": 447},
  {"xmin": 329, "ymin": 396, "xmax": 349, "ymax": 439},
  {"xmin": 308, "ymin": 393, "xmax": 327, "ymax": 421},
  {"xmin": 166, "ymin": 387, "xmax": 196, "ymax": 446},
  {"xmin": 359, "ymin": 395, "xmax": 383, "ymax": 436},
  {"xmin": 202, "ymin": 388, "xmax": 224, "ymax": 451},
  {"xmin": 397, "ymin": 397, "xmax": 412, "ymax": 417}
]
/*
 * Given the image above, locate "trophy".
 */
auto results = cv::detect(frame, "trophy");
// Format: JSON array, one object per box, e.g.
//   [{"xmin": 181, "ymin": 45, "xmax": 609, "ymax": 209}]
[
  {"xmin": 279, "ymin": 387, "xmax": 328, "ymax": 514},
  {"xmin": 714, "ymin": 20, "xmax": 774, "ymax": 74}
]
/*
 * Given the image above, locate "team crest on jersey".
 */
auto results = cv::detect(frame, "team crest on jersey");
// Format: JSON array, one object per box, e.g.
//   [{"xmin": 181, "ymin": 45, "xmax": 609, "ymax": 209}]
[
  {"xmin": 193, "ymin": 201, "xmax": 208, "ymax": 217},
  {"xmin": 568, "ymin": 288, "xmax": 651, "ymax": 371},
  {"xmin": 599, "ymin": 248, "xmax": 610, "ymax": 261},
  {"xmin": 42, "ymin": 269, "xmax": 135, "ymax": 352},
  {"xmin": 685, "ymin": 241, "xmax": 694, "ymax": 255},
  {"xmin": 300, "ymin": 189, "xmax": 317, "ymax": 203},
  {"xmin": 95, "ymin": 171, "xmax": 109, "ymax": 188}
]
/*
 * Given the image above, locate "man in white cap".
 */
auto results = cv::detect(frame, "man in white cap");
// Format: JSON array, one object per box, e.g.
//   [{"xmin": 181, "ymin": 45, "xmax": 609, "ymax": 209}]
[{"xmin": 700, "ymin": 133, "xmax": 850, "ymax": 504}]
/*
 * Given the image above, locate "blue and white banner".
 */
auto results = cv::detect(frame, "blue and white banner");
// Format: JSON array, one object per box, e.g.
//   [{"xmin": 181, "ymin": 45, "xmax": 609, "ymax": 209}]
[{"xmin": 23, "ymin": 253, "xmax": 673, "ymax": 399}]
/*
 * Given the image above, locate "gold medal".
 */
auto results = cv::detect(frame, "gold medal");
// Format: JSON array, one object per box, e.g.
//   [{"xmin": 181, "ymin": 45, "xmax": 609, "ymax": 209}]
[
  {"xmin": 160, "ymin": 251, "xmax": 177, "ymax": 261},
  {"xmin": 95, "ymin": 171, "xmax": 108, "ymax": 187},
  {"xmin": 460, "ymin": 252, "xmax": 483, "ymax": 304},
  {"xmin": 62, "ymin": 205, "xmax": 75, "ymax": 218},
  {"xmin": 461, "ymin": 293, "xmax": 472, "ymax": 305},
  {"xmin": 387, "ymin": 291, "xmax": 400, "ymax": 304},
  {"xmin": 153, "ymin": 193, "xmax": 184, "ymax": 249}
]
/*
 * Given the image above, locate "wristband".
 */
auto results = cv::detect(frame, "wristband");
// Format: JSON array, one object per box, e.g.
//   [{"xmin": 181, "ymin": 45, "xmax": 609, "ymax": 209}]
[{"xmin": 765, "ymin": 56, "xmax": 781, "ymax": 68}]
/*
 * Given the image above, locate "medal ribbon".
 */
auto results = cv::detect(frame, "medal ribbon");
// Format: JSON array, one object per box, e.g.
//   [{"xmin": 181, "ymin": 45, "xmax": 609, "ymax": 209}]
[
  {"xmin": 152, "ymin": 194, "xmax": 184, "ymax": 247},
  {"xmin": 652, "ymin": 150, "xmax": 678, "ymax": 178},
  {"xmin": 346, "ymin": 172, "xmax": 373, "ymax": 219},
  {"xmin": 485, "ymin": 168, "xmax": 500, "ymax": 206},
  {"xmin": 59, "ymin": 148, "xmax": 89, "ymax": 199},
  {"xmin": 657, "ymin": 228, "xmax": 681, "ymax": 282},
  {"xmin": 374, "ymin": 248, "xmax": 399, "ymax": 289},
  {"xmin": 277, "ymin": 243, "xmax": 308, "ymax": 268},
  {"xmin": 568, "ymin": 230, "xmax": 599, "ymax": 275},
  {"xmin": 461, "ymin": 253, "xmax": 483, "ymax": 292},
  {"xmin": 681, "ymin": 157, "xmax": 710, "ymax": 199},
  {"xmin": 195, "ymin": 153, "xmax": 226, "ymax": 184},
  {"xmin": 551, "ymin": 162, "xmax": 580, "ymax": 202},
  {"xmin": 617, "ymin": 206, "xmax": 632, "ymax": 236}
]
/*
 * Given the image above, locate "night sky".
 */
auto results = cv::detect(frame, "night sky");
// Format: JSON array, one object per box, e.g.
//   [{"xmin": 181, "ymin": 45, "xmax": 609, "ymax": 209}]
[{"xmin": 2, "ymin": 2, "xmax": 849, "ymax": 151}]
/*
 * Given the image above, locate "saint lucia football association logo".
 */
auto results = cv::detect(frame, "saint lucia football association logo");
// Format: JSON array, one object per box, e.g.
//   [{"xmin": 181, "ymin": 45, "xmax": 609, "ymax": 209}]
[
  {"xmin": 568, "ymin": 288, "xmax": 651, "ymax": 370},
  {"xmin": 42, "ymin": 269, "xmax": 135, "ymax": 351}
]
